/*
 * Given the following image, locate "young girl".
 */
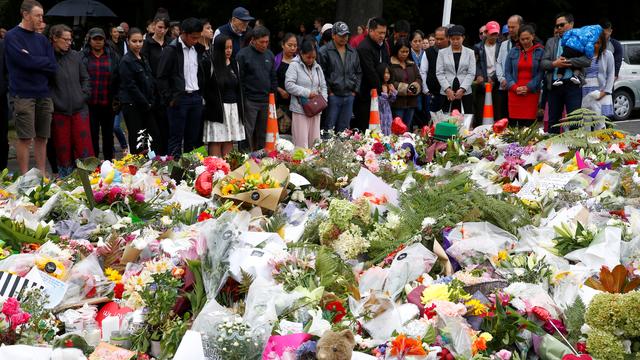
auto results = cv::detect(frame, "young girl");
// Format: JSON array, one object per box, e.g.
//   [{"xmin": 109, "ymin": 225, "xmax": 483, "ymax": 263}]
[{"xmin": 377, "ymin": 64, "xmax": 397, "ymax": 135}]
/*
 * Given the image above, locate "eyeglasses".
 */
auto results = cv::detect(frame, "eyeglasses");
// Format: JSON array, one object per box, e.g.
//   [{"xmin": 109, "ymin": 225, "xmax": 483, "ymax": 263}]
[
  {"xmin": 60, "ymin": 38, "xmax": 72, "ymax": 43},
  {"xmin": 555, "ymin": 23, "xmax": 567, "ymax": 29}
]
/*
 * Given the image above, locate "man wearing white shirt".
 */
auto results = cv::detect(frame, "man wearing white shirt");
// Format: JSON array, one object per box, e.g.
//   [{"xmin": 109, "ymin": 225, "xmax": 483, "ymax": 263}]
[
  {"xmin": 496, "ymin": 15, "xmax": 522, "ymax": 120},
  {"xmin": 157, "ymin": 18, "xmax": 205, "ymax": 157}
]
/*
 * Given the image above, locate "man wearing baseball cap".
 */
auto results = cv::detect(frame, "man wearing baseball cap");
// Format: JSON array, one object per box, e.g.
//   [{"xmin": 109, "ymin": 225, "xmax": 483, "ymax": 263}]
[
  {"xmin": 318, "ymin": 21, "xmax": 362, "ymax": 132},
  {"xmin": 474, "ymin": 20, "xmax": 503, "ymax": 122},
  {"xmin": 214, "ymin": 6, "xmax": 254, "ymax": 56}
]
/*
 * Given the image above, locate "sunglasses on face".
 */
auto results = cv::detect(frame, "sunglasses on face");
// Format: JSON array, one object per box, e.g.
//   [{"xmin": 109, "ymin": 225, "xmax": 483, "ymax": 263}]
[{"xmin": 555, "ymin": 23, "xmax": 567, "ymax": 29}]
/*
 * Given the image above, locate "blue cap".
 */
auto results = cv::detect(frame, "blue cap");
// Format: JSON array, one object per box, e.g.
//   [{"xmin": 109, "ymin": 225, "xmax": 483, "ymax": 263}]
[
  {"xmin": 232, "ymin": 7, "xmax": 254, "ymax": 21},
  {"xmin": 502, "ymin": 24, "xmax": 509, "ymax": 34}
]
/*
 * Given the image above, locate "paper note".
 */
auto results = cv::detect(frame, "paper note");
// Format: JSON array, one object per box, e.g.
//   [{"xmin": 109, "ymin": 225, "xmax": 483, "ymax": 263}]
[
  {"xmin": 517, "ymin": 171, "xmax": 579, "ymax": 201},
  {"xmin": 24, "ymin": 268, "xmax": 68, "ymax": 308}
]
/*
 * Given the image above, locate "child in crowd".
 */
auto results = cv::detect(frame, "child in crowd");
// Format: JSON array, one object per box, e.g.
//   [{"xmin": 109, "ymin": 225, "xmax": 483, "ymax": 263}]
[
  {"xmin": 378, "ymin": 64, "xmax": 397, "ymax": 135},
  {"xmin": 553, "ymin": 24, "xmax": 603, "ymax": 86}
]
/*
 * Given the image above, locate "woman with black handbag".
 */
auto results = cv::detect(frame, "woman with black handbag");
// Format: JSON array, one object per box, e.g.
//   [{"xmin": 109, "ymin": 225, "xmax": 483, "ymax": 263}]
[
  {"xmin": 285, "ymin": 39, "xmax": 328, "ymax": 149},
  {"xmin": 202, "ymin": 34, "xmax": 245, "ymax": 157}
]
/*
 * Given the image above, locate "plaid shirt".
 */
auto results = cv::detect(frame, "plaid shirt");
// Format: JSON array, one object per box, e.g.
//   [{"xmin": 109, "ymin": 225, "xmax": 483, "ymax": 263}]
[{"xmin": 87, "ymin": 51, "xmax": 111, "ymax": 106}]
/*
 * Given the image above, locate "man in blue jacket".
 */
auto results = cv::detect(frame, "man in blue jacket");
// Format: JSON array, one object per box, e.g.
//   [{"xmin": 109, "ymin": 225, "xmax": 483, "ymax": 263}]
[{"xmin": 5, "ymin": 0, "xmax": 57, "ymax": 175}]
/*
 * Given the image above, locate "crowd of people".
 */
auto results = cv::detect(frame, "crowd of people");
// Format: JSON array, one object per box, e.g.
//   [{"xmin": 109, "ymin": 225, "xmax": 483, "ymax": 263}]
[{"xmin": 0, "ymin": 0, "xmax": 625, "ymax": 177}]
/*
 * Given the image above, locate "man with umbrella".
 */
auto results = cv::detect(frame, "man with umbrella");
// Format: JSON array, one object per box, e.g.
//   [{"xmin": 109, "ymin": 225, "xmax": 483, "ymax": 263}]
[{"xmin": 5, "ymin": 0, "xmax": 57, "ymax": 175}]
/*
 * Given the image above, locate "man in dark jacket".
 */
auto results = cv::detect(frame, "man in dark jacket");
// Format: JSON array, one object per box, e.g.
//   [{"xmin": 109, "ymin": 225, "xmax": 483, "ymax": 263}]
[
  {"xmin": 236, "ymin": 26, "xmax": 277, "ymax": 151},
  {"xmin": 474, "ymin": 21, "xmax": 503, "ymax": 123},
  {"xmin": 541, "ymin": 13, "xmax": 592, "ymax": 134},
  {"xmin": 82, "ymin": 27, "xmax": 120, "ymax": 161},
  {"xmin": 157, "ymin": 18, "xmax": 205, "ymax": 157},
  {"xmin": 354, "ymin": 17, "xmax": 389, "ymax": 131},
  {"xmin": 49, "ymin": 24, "xmax": 93, "ymax": 177},
  {"xmin": 0, "ymin": 39, "xmax": 8, "ymax": 171},
  {"xmin": 318, "ymin": 21, "xmax": 362, "ymax": 132},
  {"xmin": 601, "ymin": 20, "xmax": 623, "ymax": 79},
  {"xmin": 424, "ymin": 26, "xmax": 449, "ymax": 113},
  {"xmin": 141, "ymin": 17, "xmax": 170, "ymax": 154},
  {"xmin": 214, "ymin": 7, "xmax": 253, "ymax": 57}
]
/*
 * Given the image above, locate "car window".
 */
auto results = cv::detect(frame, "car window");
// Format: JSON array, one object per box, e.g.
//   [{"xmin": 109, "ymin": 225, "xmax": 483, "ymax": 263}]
[{"xmin": 625, "ymin": 44, "xmax": 640, "ymax": 65}]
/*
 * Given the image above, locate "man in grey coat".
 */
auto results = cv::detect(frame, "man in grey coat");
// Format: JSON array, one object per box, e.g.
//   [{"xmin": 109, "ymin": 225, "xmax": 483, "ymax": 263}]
[
  {"xmin": 318, "ymin": 21, "xmax": 362, "ymax": 132},
  {"xmin": 541, "ymin": 12, "xmax": 592, "ymax": 134}
]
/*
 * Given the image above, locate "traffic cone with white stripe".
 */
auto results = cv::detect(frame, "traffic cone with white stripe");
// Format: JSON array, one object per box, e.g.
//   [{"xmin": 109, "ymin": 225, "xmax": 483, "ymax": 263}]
[
  {"xmin": 265, "ymin": 93, "xmax": 279, "ymax": 152},
  {"xmin": 369, "ymin": 88, "xmax": 381, "ymax": 130},
  {"xmin": 482, "ymin": 82, "xmax": 494, "ymax": 125}
]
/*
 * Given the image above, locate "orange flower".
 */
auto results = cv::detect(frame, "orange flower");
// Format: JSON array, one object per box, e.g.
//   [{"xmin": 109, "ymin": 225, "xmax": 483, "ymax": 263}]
[
  {"xmin": 390, "ymin": 334, "xmax": 427, "ymax": 357},
  {"xmin": 257, "ymin": 183, "xmax": 270, "ymax": 189},
  {"xmin": 471, "ymin": 336, "xmax": 488, "ymax": 354},
  {"xmin": 502, "ymin": 183, "xmax": 521, "ymax": 193}
]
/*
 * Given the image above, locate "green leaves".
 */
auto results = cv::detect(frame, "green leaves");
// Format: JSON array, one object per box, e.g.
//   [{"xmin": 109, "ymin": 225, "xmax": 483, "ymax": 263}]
[{"xmin": 553, "ymin": 221, "xmax": 596, "ymax": 256}]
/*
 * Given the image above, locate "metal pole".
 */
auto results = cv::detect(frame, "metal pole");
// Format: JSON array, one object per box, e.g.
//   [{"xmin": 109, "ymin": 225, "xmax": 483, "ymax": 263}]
[{"xmin": 442, "ymin": 0, "xmax": 453, "ymax": 26}]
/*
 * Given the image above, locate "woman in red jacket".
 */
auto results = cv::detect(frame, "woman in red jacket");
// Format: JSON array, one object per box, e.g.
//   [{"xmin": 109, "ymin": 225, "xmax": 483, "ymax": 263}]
[{"xmin": 504, "ymin": 25, "xmax": 545, "ymax": 126}]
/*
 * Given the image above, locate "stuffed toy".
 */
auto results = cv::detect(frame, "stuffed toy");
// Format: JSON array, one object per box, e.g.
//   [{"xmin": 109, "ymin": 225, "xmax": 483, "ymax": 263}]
[
  {"xmin": 315, "ymin": 329, "xmax": 356, "ymax": 360},
  {"xmin": 51, "ymin": 348, "xmax": 87, "ymax": 360}
]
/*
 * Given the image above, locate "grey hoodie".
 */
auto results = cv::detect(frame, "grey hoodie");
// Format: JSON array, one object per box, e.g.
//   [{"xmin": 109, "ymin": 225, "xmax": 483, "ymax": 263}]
[
  {"xmin": 50, "ymin": 49, "xmax": 91, "ymax": 115},
  {"xmin": 284, "ymin": 56, "xmax": 328, "ymax": 115}
]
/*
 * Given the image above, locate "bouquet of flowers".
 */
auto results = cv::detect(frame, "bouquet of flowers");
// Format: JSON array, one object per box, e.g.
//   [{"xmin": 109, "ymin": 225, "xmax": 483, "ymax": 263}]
[{"xmin": 213, "ymin": 160, "xmax": 289, "ymax": 211}]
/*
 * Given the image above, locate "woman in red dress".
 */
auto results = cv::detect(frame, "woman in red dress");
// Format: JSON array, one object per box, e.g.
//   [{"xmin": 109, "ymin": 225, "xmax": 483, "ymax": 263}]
[{"xmin": 505, "ymin": 25, "xmax": 545, "ymax": 126}]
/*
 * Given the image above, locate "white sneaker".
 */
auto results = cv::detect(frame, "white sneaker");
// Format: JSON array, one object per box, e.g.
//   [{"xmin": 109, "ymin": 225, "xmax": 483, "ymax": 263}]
[
  {"xmin": 552, "ymin": 79, "xmax": 564, "ymax": 86},
  {"xmin": 569, "ymin": 75, "xmax": 581, "ymax": 85}
]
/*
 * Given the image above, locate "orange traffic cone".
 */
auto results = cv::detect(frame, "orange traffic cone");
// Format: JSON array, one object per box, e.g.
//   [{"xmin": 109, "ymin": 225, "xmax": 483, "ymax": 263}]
[
  {"xmin": 369, "ymin": 88, "xmax": 381, "ymax": 130},
  {"xmin": 482, "ymin": 82, "xmax": 494, "ymax": 125},
  {"xmin": 265, "ymin": 93, "xmax": 279, "ymax": 152}
]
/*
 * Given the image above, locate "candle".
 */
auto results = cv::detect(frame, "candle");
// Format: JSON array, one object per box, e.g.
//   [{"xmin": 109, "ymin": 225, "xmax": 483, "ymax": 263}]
[{"xmin": 101, "ymin": 316, "xmax": 120, "ymax": 342}]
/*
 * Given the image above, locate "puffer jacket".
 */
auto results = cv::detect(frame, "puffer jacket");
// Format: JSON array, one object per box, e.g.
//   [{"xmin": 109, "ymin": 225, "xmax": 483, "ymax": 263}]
[
  {"xmin": 317, "ymin": 41, "xmax": 362, "ymax": 96},
  {"xmin": 284, "ymin": 56, "xmax": 328, "ymax": 115},
  {"xmin": 50, "ymin": 49, "xmax": 91, "ymax": 115}
]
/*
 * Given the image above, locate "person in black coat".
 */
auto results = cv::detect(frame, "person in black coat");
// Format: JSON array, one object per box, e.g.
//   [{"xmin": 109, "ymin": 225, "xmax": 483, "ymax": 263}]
[
  {"xmin": 354, "ymin": 17, "xmax": 390, "ymax": 131},
  {"xmin": 202, "ymin": 35, "xmax": 246, "ymax": 157},
  {"xmin": 0, "ymin": 39, "xmax": 8, "ymax": 171},
  {"xmin": 118, "ymin": 28, "xmax": 158, "ymax": 154},
  {"xmin": 156, "ymin": 18, "xmax": 206, "ymax": 157}
]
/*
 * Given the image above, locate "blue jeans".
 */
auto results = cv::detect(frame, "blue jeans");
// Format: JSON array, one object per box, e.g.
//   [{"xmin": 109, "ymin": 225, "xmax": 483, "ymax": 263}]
[
  {"xmin": 167, "ymin": 93, "xmax": 204, "ymax": 157},
  {"xmin": 325, "ymin": 94, "xmax": 354, "ymax": 132},
  {"xmin": 392, "ymin": 107, "xmax": 416, "ymax": 129},
  {"xmin": 113, "ymin": 111, "xmax": 127, "ymax": 149},
  {"xmin": 547, "ymin": 83, "xmax": 582, "ymax": 134}
]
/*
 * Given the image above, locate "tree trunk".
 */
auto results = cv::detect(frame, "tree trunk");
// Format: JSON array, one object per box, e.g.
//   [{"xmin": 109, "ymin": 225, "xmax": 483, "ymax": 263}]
[{"xmin": 336, "ymin": 0, "xmax": 383, "ymax": 34}]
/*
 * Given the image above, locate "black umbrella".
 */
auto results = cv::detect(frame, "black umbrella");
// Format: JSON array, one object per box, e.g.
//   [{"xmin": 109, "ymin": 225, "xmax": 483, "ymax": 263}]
[{"xmin": 46, "ymin": 0, "xmax": 117, "ymax": 17}]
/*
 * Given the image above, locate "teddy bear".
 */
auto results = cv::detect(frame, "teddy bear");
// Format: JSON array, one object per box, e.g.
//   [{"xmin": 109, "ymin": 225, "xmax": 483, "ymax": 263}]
[{"xmin": 315, "ymin": 329, "xmax": 356, "ymax": 360}]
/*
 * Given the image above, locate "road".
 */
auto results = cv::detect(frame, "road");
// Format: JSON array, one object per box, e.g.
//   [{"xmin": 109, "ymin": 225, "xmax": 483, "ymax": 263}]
[{"xmin": 614, "ymin": 118, "xmax": 640, "ymax": 134}]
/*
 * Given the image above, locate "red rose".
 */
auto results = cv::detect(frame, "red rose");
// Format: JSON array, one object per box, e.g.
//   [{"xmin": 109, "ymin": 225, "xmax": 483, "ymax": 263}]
[
  {"xmin": 391, "ymin": 117, "xmax": 408, "ymax": 135},
  {"xmin": 576, "ymin": 342, "xmax": 588, "ymax": 354},
  {"xmin": 531, "ymin": 306, "xmax": 551, "ymax": 322},
  {"xmin": 197, "ymin": 211, "xmax": 213, "ymax": 222},
  {"xmin": 372, "ymin": 142, "xmax": 385, "ymax": 155},
  {"xmin": 113, "ymin": 283, "xmax": 124, "ymax": 299},
  {"xmin": 195, "ymin": 171, "xmax": 213, "ymax": 197},
  {"xmin": 325, "ymin": 301, "xmax": 347, "ymax": 323}
]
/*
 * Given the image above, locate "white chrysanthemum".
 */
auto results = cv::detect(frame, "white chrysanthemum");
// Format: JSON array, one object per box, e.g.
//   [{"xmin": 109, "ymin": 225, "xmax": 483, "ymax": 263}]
[{"xmin": 421, "ymin": 217, "xmax": 437, "ymax": 228}]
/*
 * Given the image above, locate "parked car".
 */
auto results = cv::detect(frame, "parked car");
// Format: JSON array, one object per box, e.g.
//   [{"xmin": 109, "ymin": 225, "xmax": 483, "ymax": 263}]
[{"xmin": 613, "ymin": 41, "xmax": 640, "ymax": 120}]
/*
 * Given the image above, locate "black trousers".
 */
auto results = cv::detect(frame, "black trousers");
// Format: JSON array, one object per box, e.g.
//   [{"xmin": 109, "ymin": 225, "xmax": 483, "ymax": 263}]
[
  {"xmin": 352, "ymin": 93, "xmax": 371, "ymax": 131},
  {"xmin": 0, "ymin": 93, "xmax": 8, "ymax": 170},
  {"xmin": 89, "ymin": 104, "xmax": 114, "ymax": 161},
  {"xmin": 122, "ymin": 103, "xmax": 159, "ymax": 154}
]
